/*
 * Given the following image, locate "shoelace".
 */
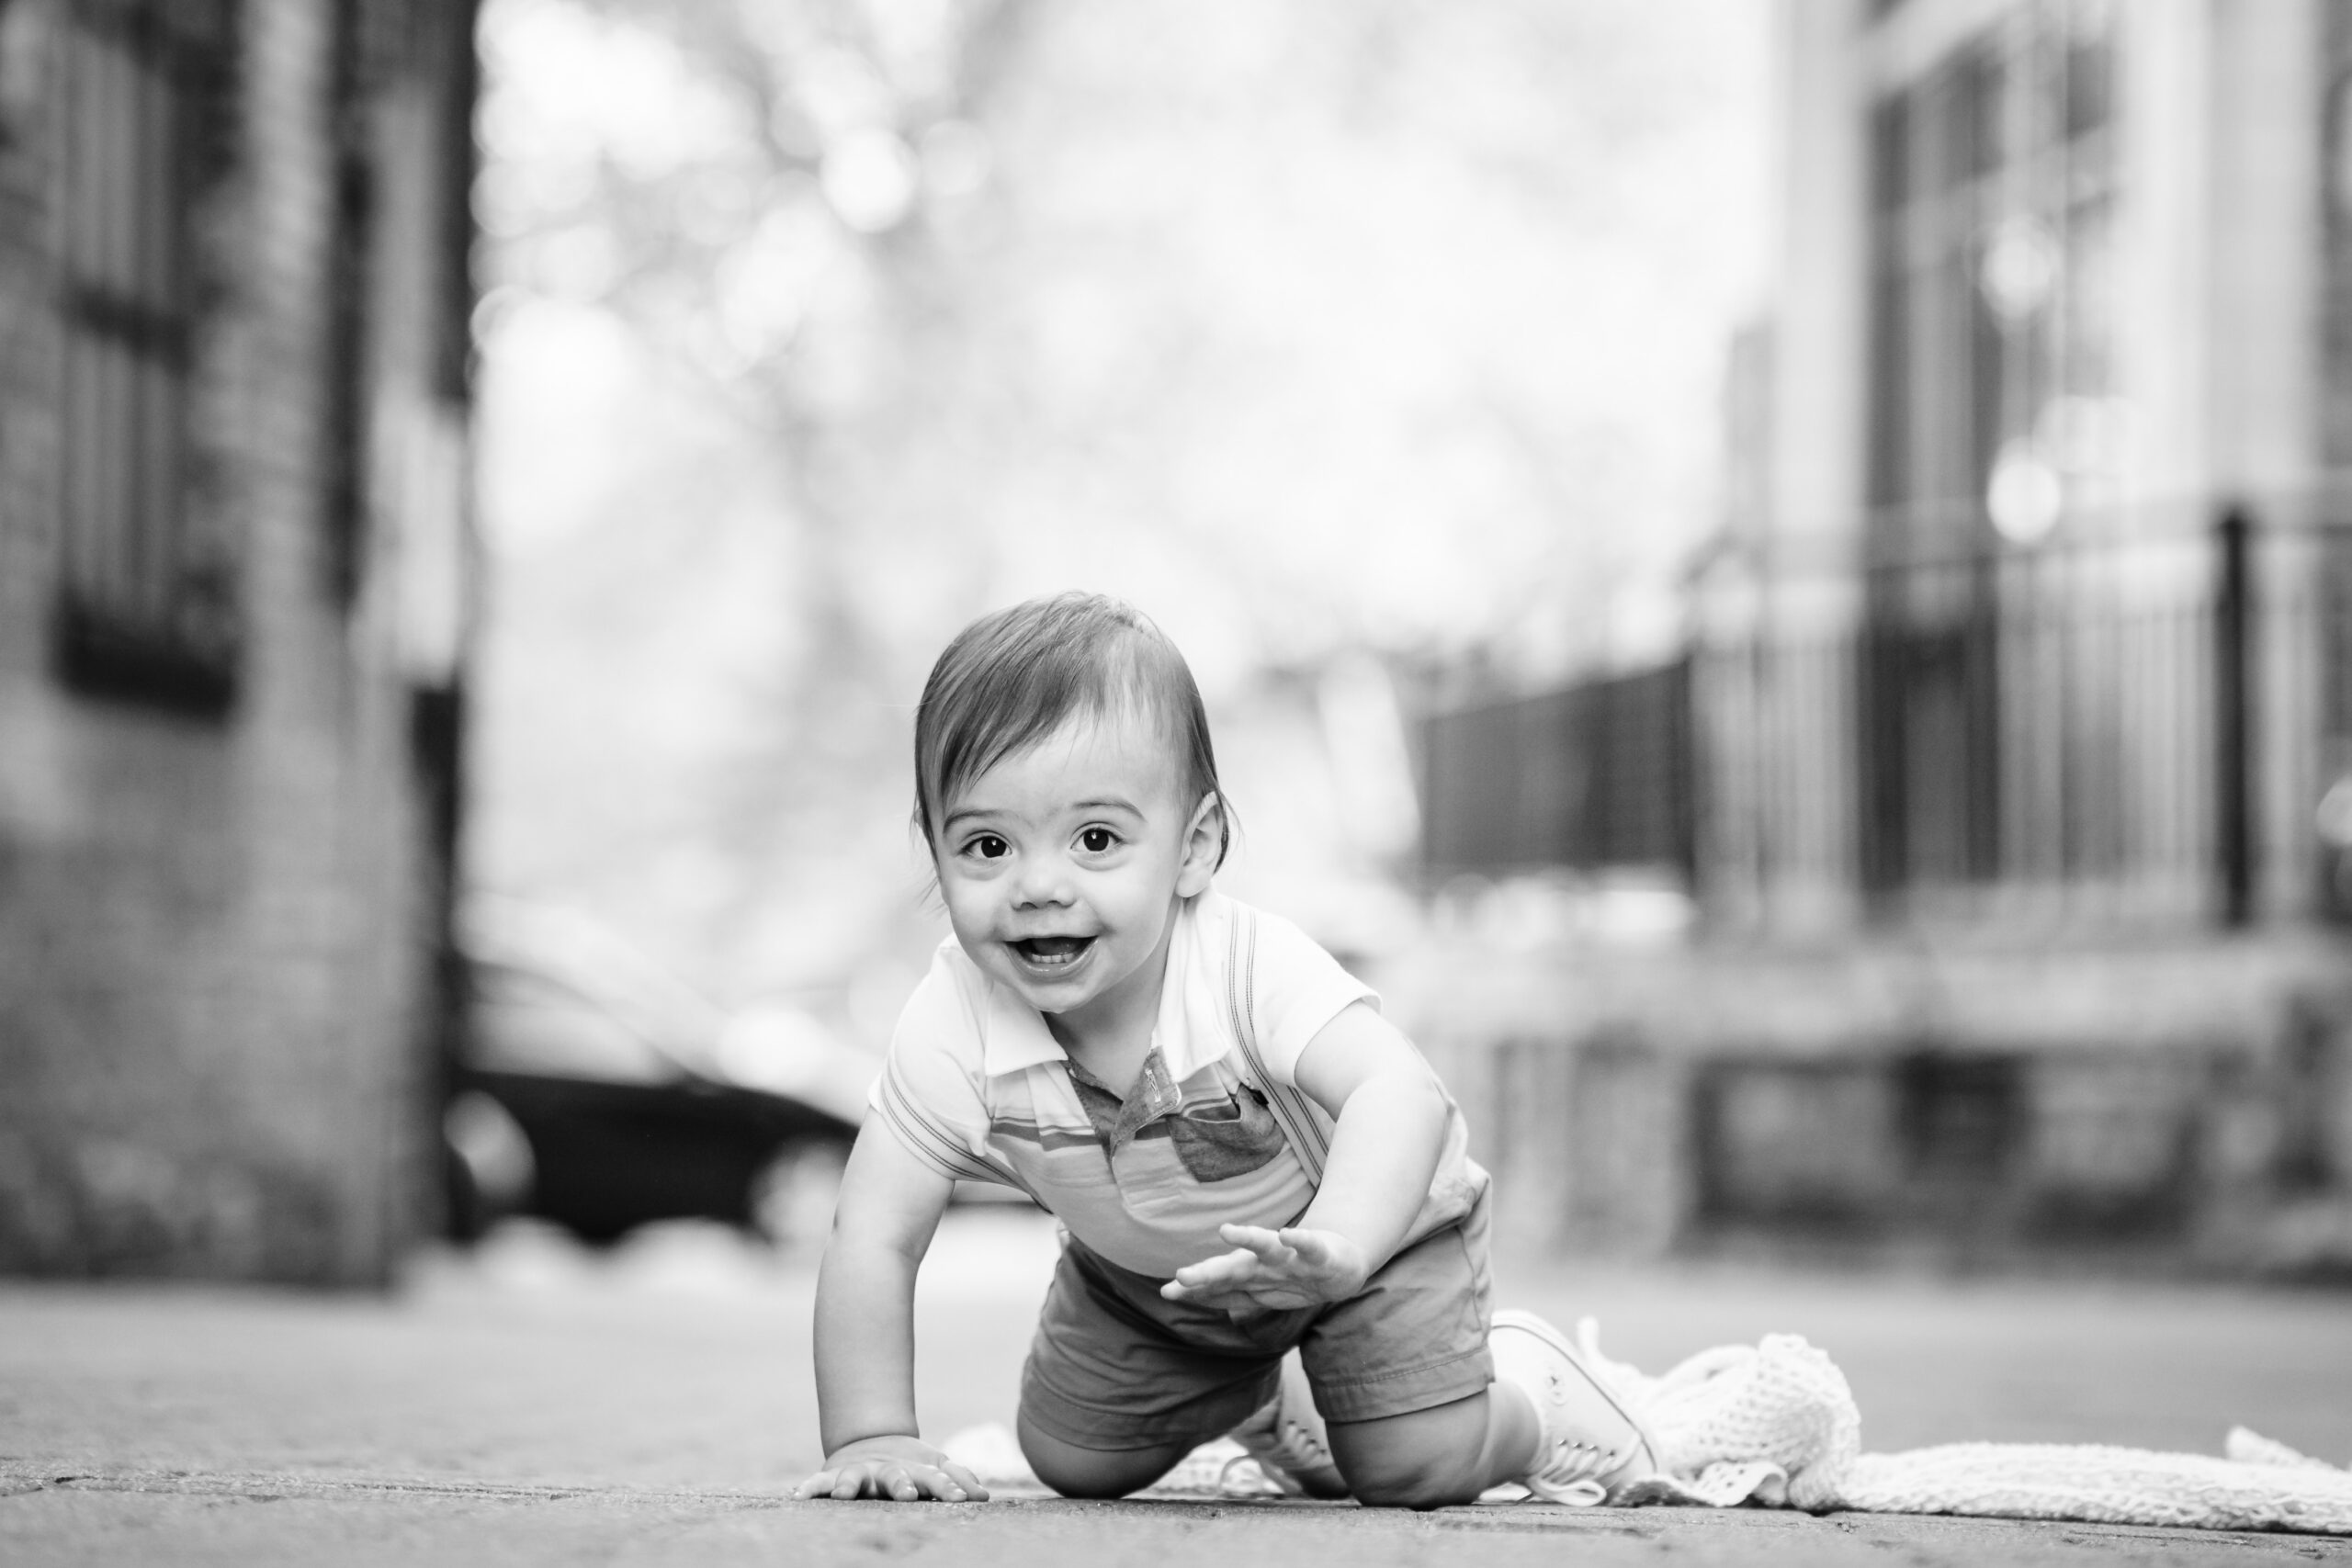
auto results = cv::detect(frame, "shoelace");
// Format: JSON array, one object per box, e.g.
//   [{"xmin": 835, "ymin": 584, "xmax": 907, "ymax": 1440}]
[
  {"xmin": 1149, "ymin": 1438, "xmax": 1283, "ymax": 1498},
  {"xmin": 1520, "ymin": 1368, "xmax": 1628, "ymax": 1506},
  {"xmin": 1232, "ymin": 1412, "xmax": 1338, "ymax": 1496},
  {"xmin": 1521, "ymin": 1457, "xmax": 1611, "ymax": 1506}
]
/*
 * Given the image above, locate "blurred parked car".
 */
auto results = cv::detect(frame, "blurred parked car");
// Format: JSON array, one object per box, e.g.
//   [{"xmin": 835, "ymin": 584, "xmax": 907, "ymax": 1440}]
[{"xmin": 443, "ymin": 897, "xmax": 869, "ymax": 1247}]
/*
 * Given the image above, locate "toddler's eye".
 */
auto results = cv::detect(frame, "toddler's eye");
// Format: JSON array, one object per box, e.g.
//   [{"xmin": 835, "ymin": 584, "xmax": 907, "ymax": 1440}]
[
  {"xmin": 1078, "ymin": 827, "xmax": 1117, "ymax": 853},
  {"xmin": 965, "ymin": 834, "xmax": 1010, "ymax": 860}
]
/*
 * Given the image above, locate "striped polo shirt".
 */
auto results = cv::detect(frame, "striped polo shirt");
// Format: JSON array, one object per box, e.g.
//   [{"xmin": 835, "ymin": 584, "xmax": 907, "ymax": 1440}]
[{"xmin": 871, "ymin": 891, "xmax": 1485, "ymax": 1279}]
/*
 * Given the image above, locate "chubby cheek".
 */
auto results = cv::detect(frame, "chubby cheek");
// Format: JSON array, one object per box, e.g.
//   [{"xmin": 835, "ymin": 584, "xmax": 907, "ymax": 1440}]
[
  {"xmin": 934, "ymin": 875, "xmax": 992, "ymax": 933},
  {"xmin": 1086, "ymin": 886, "xmax": 1159, "ymax": 940}
]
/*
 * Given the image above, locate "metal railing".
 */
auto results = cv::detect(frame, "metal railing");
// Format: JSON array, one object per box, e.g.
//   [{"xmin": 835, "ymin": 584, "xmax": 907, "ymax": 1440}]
[
  {"xmin": 1419, "ymin": 660, "xmax": 1693, "ymax": 882},
  {"xmin": 1715, "ymin": 510, "xmax": 2352, "ymax": 925},
  {"xmin": 1420, "ymin": 510, "xmax": 2352, "ymax": 928}
]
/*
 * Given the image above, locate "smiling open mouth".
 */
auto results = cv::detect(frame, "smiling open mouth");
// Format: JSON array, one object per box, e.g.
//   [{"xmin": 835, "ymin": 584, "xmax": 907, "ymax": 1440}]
[{"xmin": 1011, "ymin": 936, "xmax": 1094, "ymax": 967}]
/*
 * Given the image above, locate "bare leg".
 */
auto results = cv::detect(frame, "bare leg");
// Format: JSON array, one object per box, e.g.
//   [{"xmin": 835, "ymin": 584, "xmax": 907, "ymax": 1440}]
[
  {"xmin": 1016, "ymin": 1412, "xmax": 1202, "ymax": 1500},
  {"xmin": 1324, "ymin": 1382, "xmax": 1539, "ymax": 1509}
]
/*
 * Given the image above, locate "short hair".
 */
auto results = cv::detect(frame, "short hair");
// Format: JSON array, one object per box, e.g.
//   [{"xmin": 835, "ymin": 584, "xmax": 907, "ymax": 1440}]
[{"xmin": 913, "ymin": 592, "xmax": 1229, "ymax": 868}]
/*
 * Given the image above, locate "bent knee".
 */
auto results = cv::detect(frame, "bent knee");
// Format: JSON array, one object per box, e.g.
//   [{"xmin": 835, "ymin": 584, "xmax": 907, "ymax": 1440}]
[
  {"xmin": 1030, "ymin": 1460, "xmax": 1143, "ymax": 1501},
  {"xmin": 1340, "ymin": 1453, "xmax": 1486, "ymax": 1510},
  {"xmin": 1330, "ymin": 1398, "xmax": 1496, "ymax": 1510},
  {"xmin": 1017, "ymin": 1416, "xmax": 1184, "ymax": 1500},
  {"xmin": 1021, "ymin": 1442, "xmax": 1143, "ymax": 1500}
]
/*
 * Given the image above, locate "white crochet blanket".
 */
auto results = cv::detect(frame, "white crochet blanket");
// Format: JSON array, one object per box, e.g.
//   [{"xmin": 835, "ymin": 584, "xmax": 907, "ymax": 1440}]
[{"xmin": 942, "ymin": 1321, "xmax": 2352, "ymax": 1534}]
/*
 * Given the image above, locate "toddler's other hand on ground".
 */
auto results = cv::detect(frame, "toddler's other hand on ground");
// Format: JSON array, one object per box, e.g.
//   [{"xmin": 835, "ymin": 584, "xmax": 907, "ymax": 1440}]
[
  {"xmin": 792, "ymin": 1435, "xmax": 989, "ymax": 1503},
  {"xmin": 1161, "ymin": 1224, "xmax": 1369, "ymax": 1313}
]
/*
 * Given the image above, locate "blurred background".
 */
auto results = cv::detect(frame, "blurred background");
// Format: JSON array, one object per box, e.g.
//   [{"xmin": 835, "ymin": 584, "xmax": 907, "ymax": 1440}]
[{"xmin": 3, "ymin": 0, "xmax": 2351, "ymax": 1295}]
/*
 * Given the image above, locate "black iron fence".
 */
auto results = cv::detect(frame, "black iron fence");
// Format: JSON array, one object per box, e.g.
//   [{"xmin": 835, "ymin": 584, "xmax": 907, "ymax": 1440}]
[
  {"xmin": 1839, "ymin": 512, "xmax": 2347, "ymax": 920},
  {"xmin": 1420, "ymin": 513, "xmax": 2352, "ymax": 925},
  {"xmin": 1419, "ymin": 660, "xmax": 1693, "ymax": 881}
]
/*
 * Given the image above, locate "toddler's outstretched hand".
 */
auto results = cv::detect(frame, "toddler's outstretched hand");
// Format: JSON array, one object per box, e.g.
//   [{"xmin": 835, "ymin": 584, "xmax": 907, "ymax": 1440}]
[
  {"xmin": 1161, "ymin": 1224, "xmax": 1369, "ymax": 1313},
  {"xmin": 792, "ymin": 1435, "xmax": 989, "ymax": 1503}
]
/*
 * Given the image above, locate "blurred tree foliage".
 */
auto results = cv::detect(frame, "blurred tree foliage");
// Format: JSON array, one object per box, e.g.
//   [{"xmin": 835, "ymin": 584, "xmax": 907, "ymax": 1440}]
[{"xmin": 469, "ymin": 0, "xmax": 1761, "ymax": 1005}]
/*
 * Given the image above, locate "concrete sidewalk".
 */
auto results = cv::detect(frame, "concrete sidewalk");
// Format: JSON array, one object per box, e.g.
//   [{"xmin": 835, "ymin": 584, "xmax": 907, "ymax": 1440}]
[{"xmin": 4, "ymin": 1208, "xmax": 2350, "ymax": 1565}]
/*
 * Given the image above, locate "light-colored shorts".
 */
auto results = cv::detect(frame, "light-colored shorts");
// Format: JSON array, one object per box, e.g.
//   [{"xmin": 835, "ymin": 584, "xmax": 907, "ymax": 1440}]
[{"xmin": 1017, "ymin": 1186, "xmax": 1495, "ymax": 1452}]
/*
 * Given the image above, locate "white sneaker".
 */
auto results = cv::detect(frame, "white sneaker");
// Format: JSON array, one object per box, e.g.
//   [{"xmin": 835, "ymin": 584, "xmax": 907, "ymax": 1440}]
[
  {"xmin": 1490, "ymin": 1308, "xmax": 1659, "ymax": 1506},
  {"xmin": 1227, "ymin": 1354, "xmax": 1350, "ymax": 1499}
]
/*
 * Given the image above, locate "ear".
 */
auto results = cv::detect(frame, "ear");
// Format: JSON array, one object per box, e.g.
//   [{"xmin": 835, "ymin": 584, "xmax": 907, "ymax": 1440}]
[{"xmin": 1174, "ymin": 791, "xmax": 1224, "ymax": 898}]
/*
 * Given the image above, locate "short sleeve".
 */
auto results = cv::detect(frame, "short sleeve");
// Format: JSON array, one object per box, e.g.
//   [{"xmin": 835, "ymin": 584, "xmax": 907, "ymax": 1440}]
[
  {"xmin": 1240, "ymin": 908, "xmax": 1378, "ymax": 1088},
  {"xmin": 868, "ymin": 952, "xmax": 1017, "ymax": 1186}
]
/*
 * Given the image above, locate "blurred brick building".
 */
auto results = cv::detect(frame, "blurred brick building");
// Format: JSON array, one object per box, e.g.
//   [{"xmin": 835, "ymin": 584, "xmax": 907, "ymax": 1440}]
[
  {"xmin": 0, "ymin": 0, "xmax": 478, "ymax": 1283},
  {"xmin": 1405, "ymin": 0, "xmax": 2352, "ymax": 1273}
]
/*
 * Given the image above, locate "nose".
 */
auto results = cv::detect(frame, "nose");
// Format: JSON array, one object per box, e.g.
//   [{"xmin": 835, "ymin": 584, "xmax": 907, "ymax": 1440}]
[{"xmin": 1012, "ymin": 850, "xmax": 1075, "ymax": 908}]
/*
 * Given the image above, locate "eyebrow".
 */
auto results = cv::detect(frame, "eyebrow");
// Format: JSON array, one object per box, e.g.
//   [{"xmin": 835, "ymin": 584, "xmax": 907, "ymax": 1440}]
[{"xmin": 941, "ymin": 795, "xmax": 1144, "ymax": 833}]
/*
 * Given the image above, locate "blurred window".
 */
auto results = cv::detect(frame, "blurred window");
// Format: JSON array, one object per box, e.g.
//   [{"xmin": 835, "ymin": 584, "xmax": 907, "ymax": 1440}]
[
  {"xmin": 469, "ymin": 963, "xmax": 681, "ymax": 1084},
  {"xmin": 54, "ymin": 0, "xmax": 239, "ymax": 714},
  {"xmin": 1860, "ymin": 0, "xmax": 2117, "ymax": 895},
  {"xmin": 1866, "ymin": 1, "xmax": 2116, "ymax": 544},
  {"xmin": 320, "ymin": 0, "xmax": 415, "ymax": 609}
]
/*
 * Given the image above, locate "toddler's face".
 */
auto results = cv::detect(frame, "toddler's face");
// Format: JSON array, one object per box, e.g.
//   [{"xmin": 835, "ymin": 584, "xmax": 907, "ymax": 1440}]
[{"xmin": 932, "ymin": 712, "xmax": 1216, "ymax": 1047}]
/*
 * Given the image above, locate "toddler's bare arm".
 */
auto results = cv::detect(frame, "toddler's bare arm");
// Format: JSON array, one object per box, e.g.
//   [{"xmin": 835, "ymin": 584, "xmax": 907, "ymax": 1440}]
[{"xmin": 794, "ymin": 1122, "xmax": 989, "ymax": 1503}]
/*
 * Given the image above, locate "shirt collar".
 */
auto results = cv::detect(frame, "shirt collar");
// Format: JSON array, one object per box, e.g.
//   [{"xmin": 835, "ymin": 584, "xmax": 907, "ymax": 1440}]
[
  {"xmin": 1154, "ymin": 893, "xmax": 1233, "ymax": 1082},
  {"xmin": 973, "ymin": 894, "xmax": 1234, "ymax": 1080},
  {"xmin": 978, "ymin": 980, "xmax": 1068, "ymax": 1077}
]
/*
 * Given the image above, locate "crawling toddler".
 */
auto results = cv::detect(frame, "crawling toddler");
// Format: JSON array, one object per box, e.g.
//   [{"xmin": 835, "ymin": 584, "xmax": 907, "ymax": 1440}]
[{"xmin": 793, "ymin": 592, "xmax": 1655, "ymax": 1508}]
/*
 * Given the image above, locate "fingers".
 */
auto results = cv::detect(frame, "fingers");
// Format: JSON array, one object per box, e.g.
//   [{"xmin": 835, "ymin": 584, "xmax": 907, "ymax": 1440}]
[
  {"xmin": 1163, "ymin": 1226, "xmax": 1368, "ymax": 1309},
  {"xmin": 1164, "ymin": 1273, "xmax": 1324, "ymax": 1312},
  {"xmin": 941, "ymin": 1460, "xmax": 990, "ymax": 1502},
  {"xmin": 1165, "ymin": 1228, "xmax": 1342, "ymax": 1305},
  {"xmin": 873, "ymin": 1462, "xmax": 965, "ymax": 1502},
  {"xmin": 1217, "ymin": 1224, "xmax": 1293, "ymax": 1258},
  {"xmin": 1164, "ymin": 1246, "xmax": 1260, "ymax": 1298},
  {"xmin": 795, "ymin": 1460, "xmax": 980, "ymax": 1503},
  {"xmin": 1200, "ymin": 1284, "xmax": 1323, "ymax": 1313},
  {"xmin": 913, "ymin": 1463, "xmax": 971, "ymax": 1502},
  {"xmin": 1161, "ymin": 1279, "xmax": 1234, "ymax": 1305},
  {"xmin": 1274, "ymin": 1227, "xmax": 1335, "ymax": 1267},
  {"xmin": 1164, "ymin": 1228, "xmax": 1291, "ymax": 1293}
]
